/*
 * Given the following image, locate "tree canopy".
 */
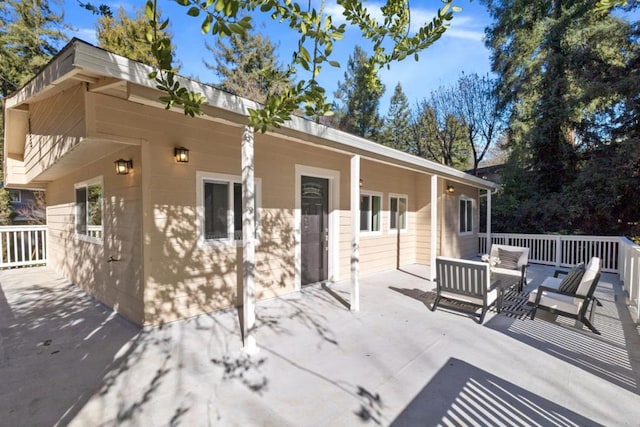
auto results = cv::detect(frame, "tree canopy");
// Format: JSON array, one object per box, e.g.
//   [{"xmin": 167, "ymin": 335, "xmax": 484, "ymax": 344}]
[
  {"xmin": 203, "ymin": 22, "xmax": 289, "ymax": 104},
  {"xmin": 97, "ymin": 6, "xmax": 178, "ymax": 68},
  {"xmin": 334, "ymin": 45, "xmax": 385, "ymax": 140}
]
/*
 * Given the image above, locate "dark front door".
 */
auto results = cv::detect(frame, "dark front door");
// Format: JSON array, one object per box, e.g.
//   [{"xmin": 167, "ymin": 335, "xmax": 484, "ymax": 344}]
[{"xmin": 301, "ymin": 176, "xmax": 329, "ymax": 285}]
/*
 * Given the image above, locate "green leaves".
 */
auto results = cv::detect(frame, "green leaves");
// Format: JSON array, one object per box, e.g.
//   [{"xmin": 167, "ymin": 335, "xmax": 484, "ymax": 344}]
[{"xmin": 143, "ymin": 0, "xmax": 458, "ymax": 132}]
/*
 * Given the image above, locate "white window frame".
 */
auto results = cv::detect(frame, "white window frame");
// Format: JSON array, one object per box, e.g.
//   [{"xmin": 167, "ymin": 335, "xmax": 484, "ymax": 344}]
[
  {"xmin": 359, "ymin": 190, "xmax": 382, "ymax": 235},
  {"xmin": 389, "ymin": 193, "xmax": 408, "ymax": 232},
  {"xmin": 74, "ymin": 176, "xmax": 104, "ymax": 245},
  {"xmin": 196, "ymin": 171, "xmax": 262, "ymax": 248},
  {"xmin": 8, "ymin": 189, "xmax": 21, "ymax": 203},
  {"xmin": 459, "ymin": 196, "xmax": 474, "ymax": 235}
]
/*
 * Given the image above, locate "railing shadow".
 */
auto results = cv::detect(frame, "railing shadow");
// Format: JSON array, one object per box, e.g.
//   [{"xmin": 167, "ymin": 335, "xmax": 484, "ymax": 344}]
[
  {"xmin": 485, "ymin": 280, "xmax": 640, "ymax": 395},
  {"xmin": 391, "ymin": 358, "xmax": 598, "ymax": 426}
]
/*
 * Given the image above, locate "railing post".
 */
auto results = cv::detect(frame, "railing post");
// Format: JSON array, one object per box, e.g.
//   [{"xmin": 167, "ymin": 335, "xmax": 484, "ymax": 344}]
[{"xmin": 555, "ymin": 235, "xmax": 562, "ymax": 268}]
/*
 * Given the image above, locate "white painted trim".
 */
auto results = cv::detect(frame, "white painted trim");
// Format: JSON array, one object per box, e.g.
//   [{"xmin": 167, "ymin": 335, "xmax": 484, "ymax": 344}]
[
  {"xmin": 294, "ymin": 164, "xmax": 341, "ymax": 290},
  {"xmin": 388, "ymin": 193, "xmax": 409, "ymax": 233},
  {"xmin": 486, "ymin": 190, "xmax": 492, "ymax": 247},
  {"xmin": 359, "ymin": 190, "xmax": 383, "ymax": 236},
  {"xmin": 195, "ymin": 170, "xmax": 262, "ymax": 248},
  {"xmin": 430, "ymin": 175, "xmax": 438, "ymax": 281},
  {"xmin": 350, "ymin": 155, "xmax": 360, "ymax": 312},
  {"xmin": 458, "ymin": 195, "xmax": 474, "ymax": 236},
  {"xmin": 74, "ymin": 175, "xmax": 104, "ymax": 245},
  {"xmin": 6, "ymin": 40, "xmax": 497, "ymax": 193}
]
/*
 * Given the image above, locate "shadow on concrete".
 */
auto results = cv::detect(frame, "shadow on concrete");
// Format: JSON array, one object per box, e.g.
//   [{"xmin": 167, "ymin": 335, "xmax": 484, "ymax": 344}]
[
  {"xmin": 0, "ymin": 272, "xmax": 147, "ymax": 426},
  {"xmin": 390, "ymin": 358, "xmax": 600, "ymax": 427},
  {"xmin": 485, "ymin": 279, "xmax": 640, "ymax": 395}
]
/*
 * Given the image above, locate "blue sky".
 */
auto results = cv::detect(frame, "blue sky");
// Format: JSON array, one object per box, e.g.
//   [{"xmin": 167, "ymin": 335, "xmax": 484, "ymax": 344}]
[{"xmin": 61, "ymin": 0, "xmax": 494, "ymax": 111}]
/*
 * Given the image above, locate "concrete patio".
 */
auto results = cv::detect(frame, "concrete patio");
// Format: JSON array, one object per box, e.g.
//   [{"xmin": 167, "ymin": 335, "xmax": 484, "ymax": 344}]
[{"xmin": 1, "ymin": 264, "xmax": 639, "ymax": 426}]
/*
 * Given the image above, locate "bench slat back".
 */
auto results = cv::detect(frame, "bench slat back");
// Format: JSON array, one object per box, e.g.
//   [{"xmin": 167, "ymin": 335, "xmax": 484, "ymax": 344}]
[{"xmin": 436, "ymin": 257, "xmax": 490, "ymax": 299}]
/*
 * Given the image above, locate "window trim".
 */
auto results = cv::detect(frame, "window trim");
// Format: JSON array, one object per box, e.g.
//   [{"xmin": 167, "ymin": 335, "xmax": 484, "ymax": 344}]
[
  {"xmin": 8, "ymin": 189, "xmax": 21, "ymax": 203},
  {"xmin": 388, "ymin": 193, "xmax": 408, "ymax": 233},
  {"xmin": 74, "ymin": 176, "xmax": 104, "ymax": 245},
  {"xmin": 359, "ymin": 190, "xmax": 383, "ymax": 235},
  {"xmin": 196, "ymin": 171, "xmax": 262, "ymax": 248},
  {"xmin": 458, "ymin": 195, "xmax": 474, "ymax": 236}
]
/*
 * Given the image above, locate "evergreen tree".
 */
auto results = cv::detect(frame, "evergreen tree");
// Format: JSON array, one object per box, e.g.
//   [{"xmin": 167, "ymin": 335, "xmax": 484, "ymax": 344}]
[
  {"xmin": 334, "ymin": 45, "xmax": 385, "ymax": 140},
  {"xmin": 203, "ymin": 23, "xmax": 289, "ymax": 104},
  {"xmin": 380, "ymin": 83, "xmax": 413, "ymax": 151},
  {"xmin": 0, "ymin": 0, "xmax": 66, "ymax": 96},
  {"xmin": 482, "ymin": 0, "xmax": 633, "ymax": 193},
  {"xmin": 97, "ymin": 6, "xmax": 178, "ymax": 68}
]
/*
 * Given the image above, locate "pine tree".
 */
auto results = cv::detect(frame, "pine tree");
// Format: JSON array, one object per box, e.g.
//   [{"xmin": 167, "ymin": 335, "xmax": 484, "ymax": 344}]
[
  {"xmin": 334, "ymin": 45, "xmax": 385, "ymax": 140},
  {"xmin": 482, "ymin": 0, "xmax": 632, "ymax": 193},
  {"xmin": 380, "ymin": 83, "xmax": 413, "ymax": 151},
  {"xmin": 203, "ymin": 23, "xmax": 290, "ymax": 104},
  {"xmin": 0, "ymin": 0, "xmax": 67, "ymax": 96},
  {"xmin": 97, "ymin": 6, "xmax": 178, "ymax": 68}
]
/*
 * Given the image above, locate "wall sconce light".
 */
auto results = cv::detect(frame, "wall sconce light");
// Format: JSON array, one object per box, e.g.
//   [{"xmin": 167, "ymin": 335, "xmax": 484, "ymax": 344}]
[
  {"xmin": 114, "ymin": 158, "xmax": 133, "ymax": 175},
  {"xmin": 446, "ymin": 185, "xmax": 455, "ymax": 194},
  {"xmin": 175, "ymin": 147, "xmax": 190, "ymax": 163},
  {"xmin": 359, "ymin": 179, "xmax": 364, "ymax": 187}
]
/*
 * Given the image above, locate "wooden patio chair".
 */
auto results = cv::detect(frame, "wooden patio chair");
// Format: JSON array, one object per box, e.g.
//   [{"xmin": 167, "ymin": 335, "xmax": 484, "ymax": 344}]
[
  {"xmin": 528, "ymin": 257, "xmax": 602, "ymax": 334},
  {"xmin": 490, "ymin": 244, "xmax": 529, "ymax": 292},
  {"xmin": 432, "ymin": 256, "xmax": 499, "ymax": 324}
]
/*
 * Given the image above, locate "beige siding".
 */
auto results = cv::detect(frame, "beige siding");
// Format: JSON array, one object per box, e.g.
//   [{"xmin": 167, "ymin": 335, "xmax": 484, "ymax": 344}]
[
  {"xmin": 35, "ymin": 87, "xmax": 484, "ymax": 325},
  {"xmin": 46, "ymin": 144, "xmax": 143, "ymax": 324},
  {"xmin": 24, "ymin": 85, "xmax": 85, "ymax": 180},
  {"xmin": 441, "ymin": 182, "xmax": 480, "ymax": 259}
]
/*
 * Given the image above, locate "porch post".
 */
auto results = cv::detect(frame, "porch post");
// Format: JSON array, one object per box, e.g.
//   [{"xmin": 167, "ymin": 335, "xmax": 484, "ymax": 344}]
[
  {"xmin": 242, "ymin": 125, "xmax": 257, "ymax": 354},
  {"xmin": 350, "ymin": 155, "xmax": 360, "ymax": 312},
  {"xmin": 486, "ymin": 189, "xmax": 492, "ymax": 252},
  {"xmin": 430, "ymin": 175, "xmax": 438, "ymax": 281}
]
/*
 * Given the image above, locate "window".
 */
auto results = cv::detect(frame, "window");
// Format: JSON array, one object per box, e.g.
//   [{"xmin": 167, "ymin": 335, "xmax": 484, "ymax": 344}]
[
  {"xmin": 75, "ymin": 177, "xmax": 103, "ymax": 241},
  {"xmin": 197, "ymin": 172, "xmax": 260, "ymax": 245},
  {"xmin": 8, "ymin": 189, "xmax": 21, "ymax": 203},
  {"xmin": 459, "ymin": 197, "xmax": 473, "ymax": 234},
  {"xmin": 360, "ymin": 192, "xmax": 381, "ymax": 232},
  {"xmin": 389, "ymin": 194, "xmax": 407, "ymax": 231}
]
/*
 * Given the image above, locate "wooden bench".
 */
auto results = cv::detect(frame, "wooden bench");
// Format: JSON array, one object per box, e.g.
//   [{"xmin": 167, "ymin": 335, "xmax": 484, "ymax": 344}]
[{"xmin": 432, "ymin": 256, "xmax": 499, "ymax": 324}]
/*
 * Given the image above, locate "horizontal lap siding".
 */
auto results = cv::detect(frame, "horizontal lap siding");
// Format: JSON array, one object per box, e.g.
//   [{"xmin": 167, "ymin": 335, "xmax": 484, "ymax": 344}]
[
  {"xmin": 46, "ymin": 144, "xmax": 143, "ymax": 324},
  {"xmin": 86, "ymin": 91, "xmax": 438, "ymax": 322},
  {"xmin": 25, "ymin": 86, "xmax": 85, "ymax": 179},
  {"xmin": 441, "ymin": 183, "xmax": 479, "ymax": 260}
]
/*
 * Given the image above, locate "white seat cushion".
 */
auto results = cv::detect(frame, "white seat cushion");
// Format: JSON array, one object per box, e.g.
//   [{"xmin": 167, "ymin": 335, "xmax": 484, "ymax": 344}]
[
  {"xmin": 531, "ymin": 291, "xmax": 582, "ymax": 315},
  {"xmin": 493, "ymin": 267, "xmax": 522, "ymax": 278},
  {"xmin": 528, "ymin": 277, "xmax": 561, "ymax": 303},
  {"xmin": 441, "ymin": 287, "xmax": 498, "ymax": 307},
  {"xmin": 576, "ymin": 257, "xmax": 601, "ymax": 296}
]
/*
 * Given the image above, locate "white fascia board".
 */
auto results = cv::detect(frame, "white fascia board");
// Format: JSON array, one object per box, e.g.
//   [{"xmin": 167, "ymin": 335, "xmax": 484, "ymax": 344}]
[{"xmin": 70, "ymin": 40, "xmax": 498, "ymax": 191}]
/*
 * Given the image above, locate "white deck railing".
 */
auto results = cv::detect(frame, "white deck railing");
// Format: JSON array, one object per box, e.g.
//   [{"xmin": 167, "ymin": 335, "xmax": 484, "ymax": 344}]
[
  {"xmin": 0, "ymin": 225, "xmax": 47, "ymax": 268},
  {"xmin": 619, "ymin": 237, "xmax": 640, "ymax": 322},
  {"xmin": 479, "ymin": 233, "xmax": 621, "ymax": 272}
]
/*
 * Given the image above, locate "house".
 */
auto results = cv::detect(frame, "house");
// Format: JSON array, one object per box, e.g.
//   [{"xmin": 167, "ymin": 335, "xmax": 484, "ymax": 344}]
[
  {"xmin": 0, "ymin": 184, "xmax": 46, "ymax": 224},
  {"xmin": 2, "ymin": 39, "xmax": 499, "ymax": 329}
]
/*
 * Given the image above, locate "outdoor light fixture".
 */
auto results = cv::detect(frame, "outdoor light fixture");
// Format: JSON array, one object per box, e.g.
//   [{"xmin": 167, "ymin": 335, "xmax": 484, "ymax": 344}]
[
  {"xmin": 175, "ymin": 147, "xmax": 190, "ymax": 163},
  {"xmin": 359, "ymin": 179, "xmax": 364, "ymax": 187},
  {"xmin": 114, "ymin": 158, "xmax": 133, "ymax": 175},
  {"xmin": 446, "ymin": 185, "xmax": 455, "ymax": 194}
]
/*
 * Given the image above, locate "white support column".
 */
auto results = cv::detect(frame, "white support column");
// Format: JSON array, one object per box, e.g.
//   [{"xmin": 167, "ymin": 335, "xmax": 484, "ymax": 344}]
[
  {"xmin": 430, "ymin": 175, "xmax": 438, "ymax": 281},
  {"xmin": 350, "ymin": 155, "xmax": 360, "ymax": 312},
  {"xmin": 242, "ymin": 125, "xmax": 257, "ymax": 354},
  {"xmin": 486, "ymin": 189, "xmax": 492, "ymax": 253}
]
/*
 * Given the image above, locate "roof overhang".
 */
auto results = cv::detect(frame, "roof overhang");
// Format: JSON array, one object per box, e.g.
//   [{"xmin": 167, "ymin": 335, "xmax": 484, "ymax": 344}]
[{"xmin": 3, "ymin": 39, "xmax": 499, "ymax": 191}]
